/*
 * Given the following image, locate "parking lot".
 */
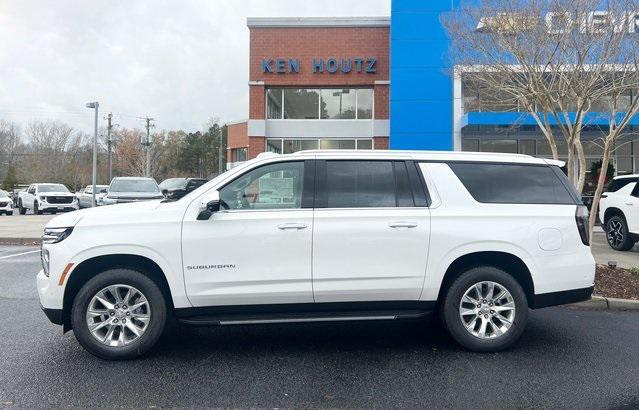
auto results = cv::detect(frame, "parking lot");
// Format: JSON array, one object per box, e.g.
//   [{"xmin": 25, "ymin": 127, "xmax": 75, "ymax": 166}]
[{"xmin": 0, "ymin": 246, "xmax": 638, "ymax": 407}]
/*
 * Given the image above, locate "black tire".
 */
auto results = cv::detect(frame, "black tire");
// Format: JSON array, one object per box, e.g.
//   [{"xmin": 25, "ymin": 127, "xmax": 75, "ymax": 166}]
[
  {"xmin": 8, "ymin": 211, "xmax": 13, "ymax": 216},
  {"xmin": 34, "ymin": 202, "xmax": 42, "ymax": 215},
  {"xmin": 71, "ymin": 268, "xmax": 167, "ymax": 360},
  {"xmin": 440, "ymin": 266, "xmax": 528, "ymax": 352},
  {"xmin": 605, "ymin": 215, "xmax": 635, "ymax": 251},
  {"xmin": 18, "ymin": 201, "xmax": 26, "ymax": 215}
]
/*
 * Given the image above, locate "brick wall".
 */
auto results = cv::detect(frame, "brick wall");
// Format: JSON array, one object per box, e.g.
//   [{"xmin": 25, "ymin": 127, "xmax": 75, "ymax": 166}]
[
  {"xmin": 374, "ymin": 137, "xmax": 389, "ymax": 150},
  {"xmin": 374, "ymin": 84, "xmax": 389, "ymax": 119},
  {"xmin": 227, "ymin": 122, "xmax": 248, "ymax": 149},
  {"xmin": 248, "ymin": 137, "xmax": 266, "ymax": 159}
]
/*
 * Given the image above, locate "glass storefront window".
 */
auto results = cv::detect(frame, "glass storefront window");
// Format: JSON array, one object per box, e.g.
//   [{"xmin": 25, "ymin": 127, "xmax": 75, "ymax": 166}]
[
  {"xmin": 462, "ymin": 139, "xmax": 479, "ymax": 152},
  {"xmin": 268, "ymin": 88, "xmax": 373, "ymax": 120},
  {"xmin": 320, "ymin": 139, "xmax": 356, "ymax": 149},
  {"xmin": 231, "ymin": 148, "xmax": 247, "ymax": 162},
  {"xmin": 267, "ymin": 139, "xmax": 282, "ymax": 153},
  {"xmin": 357, "ymin": 89, "xmax": 373, "ymax": 119},
  {"xmin": 518, "ymin": 140, "xmax": 535, "ymax": 155},
  {"xmin": 283, "ymin": 139, "xmax": 319, "ymax": 153},
  {"xmin": 266, "ymin": 89, "xmax": 283, "ymax": 119},
  {"xmin": 321, "ymin": 89, "xmax": 356, "ymax": 119},
  {"xmin": 617, "ymin": 157, "xmax": 634, "ymax": 174},
  {"xmin": 283, "ymin": 89, "xmax": 320, "ymax": 119},
  {"xmin": 480, "ymin": 139, "xmax": 517, "ymax": 153},
  {"xmin": 356, "ymin": 139, "xmax": 373, "ymax": 150}
]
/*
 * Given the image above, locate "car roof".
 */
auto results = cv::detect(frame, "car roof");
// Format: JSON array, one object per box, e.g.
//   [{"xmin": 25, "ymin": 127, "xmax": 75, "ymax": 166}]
[
  {"xmin": 613, "ymin": 174, "xmax": 639, "ymax": 179},
  {"xmin": 112, "ymin": 177, "xmax": 155, "ymax": 181},
  {"xmin": 263, "ymin": 150, "xmax": 564, "ymax": 166}
]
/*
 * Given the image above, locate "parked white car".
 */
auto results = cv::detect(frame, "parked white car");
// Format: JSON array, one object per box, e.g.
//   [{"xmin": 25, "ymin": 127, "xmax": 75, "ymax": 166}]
[
  {"xmin": 0, "ymin": 190, "xmax": 13, "ymax": 215},
  {"xmin": 18, "ymin": 183, "xmax": 78, "ymax": 215},
  {"xmin": 598, "ymin": 176, "xmax": 639, "ymax": 251},
  {"xmin": 101, "ymin": 177, "xmax": 164, "ymax": 205},
  {"xmin": 77, "ymin": 185, "xmax": 109, "ymax": 208},
  {"xmin": 38, "ymin": 150, "xmax": 595, "ymax": 359}
]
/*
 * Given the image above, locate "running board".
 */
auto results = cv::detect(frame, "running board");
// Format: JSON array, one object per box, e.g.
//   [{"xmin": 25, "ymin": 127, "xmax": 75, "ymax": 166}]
[{"xmin": 177, "ymin": 309, "xmax": 431, "ymax": 327}]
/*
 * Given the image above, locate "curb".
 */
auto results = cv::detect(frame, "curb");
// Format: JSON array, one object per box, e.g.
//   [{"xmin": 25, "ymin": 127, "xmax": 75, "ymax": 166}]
[
  {"xmin": 569, "ymin": 295, "xmax": 639, "ymax": 311},
  {"xmin": 0, "ymin": 238, "xmax": 41, "ymax": 246}
]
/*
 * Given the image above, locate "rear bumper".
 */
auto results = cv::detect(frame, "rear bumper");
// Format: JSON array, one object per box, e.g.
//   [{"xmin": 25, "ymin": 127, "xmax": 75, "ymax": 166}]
[
  {"xmin": 532, "ymin": 286, "xmax": 594, "ymax": 309},
  {"xmin": 41, "ymin": 305, "xmax": 64, "ymax": 325}
]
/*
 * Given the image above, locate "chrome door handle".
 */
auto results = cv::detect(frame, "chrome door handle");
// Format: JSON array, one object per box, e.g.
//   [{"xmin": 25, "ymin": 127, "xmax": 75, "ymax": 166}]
[
  {"xmin": 625, "ymin": 203, "xmax": 634, "ymax": 206},
  {"xmin": 277, "ymin": 223, "xmax": 308, "ymax": 230},
  {"xmin": 388, "ymin": 221, "xmax": 418, "ymax": 228}
]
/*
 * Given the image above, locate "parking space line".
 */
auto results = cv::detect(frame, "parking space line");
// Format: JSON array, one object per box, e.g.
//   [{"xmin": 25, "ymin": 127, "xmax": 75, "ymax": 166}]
[{"xmin": 0, "ymin": 250, "xmax": 40, "ymax": 260}]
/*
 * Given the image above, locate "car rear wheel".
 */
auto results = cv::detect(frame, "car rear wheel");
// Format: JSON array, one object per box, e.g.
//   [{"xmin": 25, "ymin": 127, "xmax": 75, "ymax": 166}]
[
  {"xmin": 71, "ymin": 269, "xmax": 167, "ymax": 360},
  {"xmin": 440, "ymin": 266, "xmax": 528, "ymax": 352},
  {"xmin": 606, "ymin": 215, "xmax": 635, "ymax": 251}
]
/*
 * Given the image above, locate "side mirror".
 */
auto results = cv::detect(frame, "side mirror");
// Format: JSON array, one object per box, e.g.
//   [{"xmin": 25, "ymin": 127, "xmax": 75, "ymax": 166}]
[
  {"xmin": 196, "ymin": 190, "xmax": 221, "ymax": 220},
  {"xmin": 161, "ymin": 189, "xmax": 169, "ymax": 197}
]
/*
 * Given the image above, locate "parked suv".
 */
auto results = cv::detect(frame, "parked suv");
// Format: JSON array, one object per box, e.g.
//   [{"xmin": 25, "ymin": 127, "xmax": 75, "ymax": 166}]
[
  {"xmin": 37, "ymin": 151, "xmax": 595, "ymax": 360},
  {"xmin": 0, "ymin": 190, "xmax": 13, "ymax": 215},
  {"xmin": 18, "ymin": 183, "xmax": 78, "ymax": 214},
  {"xmin": 599, "ymin": 179, "xmax": 639, "ymax": 251},
  {"xmin": 101, "ymin": 177, "xmax": 163, "ymax": 205}
]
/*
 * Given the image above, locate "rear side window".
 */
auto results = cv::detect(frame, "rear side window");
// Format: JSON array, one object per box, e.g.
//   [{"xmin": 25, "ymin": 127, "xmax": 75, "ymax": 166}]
[
  {"xmin": 607, "ymin": 178, "xmax": 638, "ymax": 192},
  {"xmin": 449, "ymin": 163, "xmax": 577, "ymax": 204},
  {"xmin": 319, "ymin": 160, "xmax": 418, "ymax": 208}
]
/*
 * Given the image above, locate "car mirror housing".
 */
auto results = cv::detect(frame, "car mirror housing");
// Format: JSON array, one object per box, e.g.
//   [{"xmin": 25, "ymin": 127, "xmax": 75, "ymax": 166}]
[{"xmin": 197, "ymin": 190, "xmax": 221, "ymax": 220}]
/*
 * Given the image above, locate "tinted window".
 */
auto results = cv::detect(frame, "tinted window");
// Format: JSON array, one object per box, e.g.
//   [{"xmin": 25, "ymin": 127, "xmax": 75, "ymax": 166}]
[
  {"xmin": 220, "ymin": 161, "xmax": 304, "ymax": 210},
  {"xmin": 449, "ymin": 163, "xmax": 576, "ymax": 204},
  {"xmin": 38, "ymin": 184, "xmax": 69, "ymax": 193},
  {"xmin": 324, "ymin": 161, "xmax": 406, "ymax": 208},
  {"xmin": 607, "ymin": 177, "xmax": 638, "ymax": 192}
]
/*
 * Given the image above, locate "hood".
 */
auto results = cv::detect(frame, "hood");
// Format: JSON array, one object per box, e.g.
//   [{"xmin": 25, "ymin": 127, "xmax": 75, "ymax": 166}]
[
  {"xmin": 40, "ymin": 191, "xmax": 75, "ymax": 197},
  {"xmin": 106, "ymin": 191, "xmax": 163, "ymax": 199},
  {"xmin": 46, "ymin": 200, "xmax": 162, "ymax": 229}
]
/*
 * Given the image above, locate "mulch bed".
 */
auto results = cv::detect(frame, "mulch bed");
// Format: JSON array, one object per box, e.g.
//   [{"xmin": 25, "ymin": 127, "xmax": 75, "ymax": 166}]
[{"xmin": 595, "ymin": 265, "xmax": 639, "ymax": 301}]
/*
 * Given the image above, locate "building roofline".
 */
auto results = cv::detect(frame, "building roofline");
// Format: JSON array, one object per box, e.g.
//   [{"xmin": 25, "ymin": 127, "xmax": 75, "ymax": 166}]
[
  {"xmin": 247, "ymin": 16, "xmax": 390, "ymax": 28},
  {"xmin": 226, "ymin": 119, "xmax": 248, "ymax": 126}
]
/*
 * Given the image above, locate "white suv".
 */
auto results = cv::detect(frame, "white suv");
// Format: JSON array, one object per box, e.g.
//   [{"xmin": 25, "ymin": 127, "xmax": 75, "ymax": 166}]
[
  {"xmin": 598, "ymin": 175, "xmax": 639, "ymax": 251},
  {"xmin": 37, "ymin": 150, "xmax": 595, "ymax": 359}
]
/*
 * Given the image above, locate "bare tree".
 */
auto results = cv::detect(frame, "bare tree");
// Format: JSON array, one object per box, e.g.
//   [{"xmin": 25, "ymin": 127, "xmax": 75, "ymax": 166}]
[
  {"xmin": 0, "ymin": 120, "xmax": 20, "ymax": 180},
  {"xmin": 444, "ymin": 0, "xmax": 639, "ymax": 193}
]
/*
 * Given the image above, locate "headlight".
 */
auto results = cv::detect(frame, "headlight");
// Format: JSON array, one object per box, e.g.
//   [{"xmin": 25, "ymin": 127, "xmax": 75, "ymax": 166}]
[
  {"xmin": 39, "ymin": 195, "xmax": 47, "ymax": 202},
  {"xmin": 41, "ymin": 248, "xmax": 50, "ymax": 277},
  {"xmin": 42, "ymin": 227, "xmax": 74, "ymax": 244}
]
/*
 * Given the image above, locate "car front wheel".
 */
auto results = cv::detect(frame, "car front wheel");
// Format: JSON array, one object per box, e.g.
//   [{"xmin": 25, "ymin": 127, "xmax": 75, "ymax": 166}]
[
  {"xmin": 441, "ymin": 266, "xmax": 528, "ymax": 352},
  {"xmin": 71, "ymin": 269, "xmax": 167, "ymax": 360},
  {"xmin": 34, "ymin": 202, "xmax": 42, "ymax": 215},
  {"xmin": 606, "ymin": 215, "xmax": 635, "ymax": 251},
  {"xmin": 18, "ymin": 201, "xmax": 26, "ymax": 215}
]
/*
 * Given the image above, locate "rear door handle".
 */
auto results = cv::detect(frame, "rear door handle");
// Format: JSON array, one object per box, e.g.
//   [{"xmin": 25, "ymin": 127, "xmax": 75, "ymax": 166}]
[
  {"xmin": 625, "ymin": 203, "xmax": 634, "ymax": 206},
  {"xmin": 388, "ymin": 221, "xmax": 418, "ymax": 228},
  {"xmin": 277, "ymin": 223, "xmax": 308, "ymax": 230}
]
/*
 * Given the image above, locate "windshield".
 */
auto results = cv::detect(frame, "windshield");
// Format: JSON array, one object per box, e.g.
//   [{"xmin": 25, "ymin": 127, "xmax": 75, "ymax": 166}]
[
  {"xmin": 0, "ymin": 190, "xmax": 8, "ymax": 198},
  {"xmin": 39, "ymin": 184, "xmax": 69, "ymax": 193},
  {"xmin": 109, "ymin": 179, "xmax": 160, "ymax": 193},
  {"xmin": 159, "ymin": 178, "xmax": 186, "ymax": 190}
]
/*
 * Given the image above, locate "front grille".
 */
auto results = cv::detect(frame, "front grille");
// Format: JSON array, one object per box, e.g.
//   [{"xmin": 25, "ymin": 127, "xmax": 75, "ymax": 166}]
[
  {"xmin": 0, "ymin": 202, "xmax": 8, "ymax": 207},
  {"xmin": 47, "ymin": 196, "xmax": 74, "ymax": 204}
]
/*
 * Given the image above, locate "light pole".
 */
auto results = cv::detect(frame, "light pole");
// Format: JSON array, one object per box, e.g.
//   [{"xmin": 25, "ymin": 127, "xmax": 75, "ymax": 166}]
[{"xmin": 86, "ymin": 102, "xmax": 99, "ymax": 207}]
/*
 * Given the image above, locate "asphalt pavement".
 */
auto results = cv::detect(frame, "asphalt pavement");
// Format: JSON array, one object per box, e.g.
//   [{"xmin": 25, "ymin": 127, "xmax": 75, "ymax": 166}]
[{"xmin": 0, "ymin": 246, "xmax": 638, "ymax": 408}]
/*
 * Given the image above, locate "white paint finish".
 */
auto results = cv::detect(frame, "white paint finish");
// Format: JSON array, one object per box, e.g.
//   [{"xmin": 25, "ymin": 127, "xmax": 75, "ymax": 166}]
[
  {"xmin": 538, "ymin": 228, "xmax": 563, "ymax": 251},
  {"xmin": 181, "ymin": 208, "xmax": 314, "ymax": 306},
  {"xmin": 265, "ymin": 119, "xmax": 375, "ymax": 138},
  {"xmin": 247, "ymin": 17, "xmax": 390, "ymax": 28},
  {"xmin": 247, "ymin": 119, "xmax": 266, "ymax": 137},
  {"xmin": 418, "ymin": 162, "xmax": 595, "ymax": 298},
  {"xmin": 312, "ymin": 208, "xmax": 430, "ymax": 302},
  {"xmin": 599, "ymin": 182, "xmax": 639, "ymax": 234},
  {"xmin": 373, "ymin": 120, "xmax": 390, "ymax": 137}
]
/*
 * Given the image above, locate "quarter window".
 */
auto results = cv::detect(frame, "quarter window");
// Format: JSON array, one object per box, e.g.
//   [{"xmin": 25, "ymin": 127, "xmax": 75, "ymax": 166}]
[
  {"xmin": 449, "ymin": 163, "xmax": 577, "ymax": 204},
  {"xmin": 219, "ymin": 162, "xmax": 304, "ymax": 210}
]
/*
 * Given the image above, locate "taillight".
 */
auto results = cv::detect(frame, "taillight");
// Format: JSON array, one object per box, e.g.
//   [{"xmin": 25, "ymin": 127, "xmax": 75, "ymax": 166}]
[
  {"xmin": 601, "ymin": 194, "xmax": 608, "ymax": 199},
  {"xmin": 575, "ymin": 205, "xmax": 590, "ymax": 246}
]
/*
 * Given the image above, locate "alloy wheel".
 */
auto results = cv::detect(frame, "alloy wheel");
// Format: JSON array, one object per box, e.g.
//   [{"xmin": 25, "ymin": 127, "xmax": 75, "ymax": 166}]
[
  {"xmin": 459, "ymin": 281, "xmax": 516, "ymax": 339},
  {"xmin": 607, "ymin": 219, "xmax": 625, "ymax": 248},
  {"xmin": 85, "ymin": 284, "xmax": 151, "ymax": 347}
]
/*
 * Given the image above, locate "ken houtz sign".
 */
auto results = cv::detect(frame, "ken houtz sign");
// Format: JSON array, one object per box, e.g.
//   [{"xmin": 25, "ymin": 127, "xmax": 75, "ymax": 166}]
[{"xmin": 261, "ymin": 57, "xmax": 377, "ymax": 74}]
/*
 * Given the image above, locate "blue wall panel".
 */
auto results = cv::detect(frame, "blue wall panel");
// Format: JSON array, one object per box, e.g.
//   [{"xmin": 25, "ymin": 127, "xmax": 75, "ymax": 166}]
[{"xmin": 390, "ymin": 0, "xmax": 457, "ymax": 150}]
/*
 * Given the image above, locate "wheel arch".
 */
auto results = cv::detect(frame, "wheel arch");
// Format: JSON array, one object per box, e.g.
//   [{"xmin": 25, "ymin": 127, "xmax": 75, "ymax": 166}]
[
  {"xmin": 436, "ymin": 251, "xmax": 535, "ymax": 308},
  {"xmin": 603, "ymin": 207, "xmax": 625, "ymax": 224},
  {"xmin": 61, "ymin": 254, "xmax": 174, "ymax": 332}
]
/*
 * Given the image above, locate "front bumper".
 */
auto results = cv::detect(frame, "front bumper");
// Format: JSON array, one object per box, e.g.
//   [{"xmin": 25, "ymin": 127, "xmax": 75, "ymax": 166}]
[
  {"xmin": 40, "ymin": 202, "xmax": 78, "ymax": 212},
  {"xmin": 532, "ymin": 286, "xmax": 594, "ymax": 309},
  {"xmin": 40, "ymin": 305, "xmax": 64, "ymax": 325}
]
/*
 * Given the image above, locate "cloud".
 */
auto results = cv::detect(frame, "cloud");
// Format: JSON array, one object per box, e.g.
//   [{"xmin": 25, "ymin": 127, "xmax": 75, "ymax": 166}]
[{"xmin": 0, "ymin": 0, "xmax": 389, "ymax": 134}]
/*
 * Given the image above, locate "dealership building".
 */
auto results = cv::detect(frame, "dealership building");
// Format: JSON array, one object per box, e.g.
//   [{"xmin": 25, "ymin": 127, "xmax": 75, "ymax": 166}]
[{"xmin": 227, "ymin": 1, "xmax": 639, "ymax": 176}]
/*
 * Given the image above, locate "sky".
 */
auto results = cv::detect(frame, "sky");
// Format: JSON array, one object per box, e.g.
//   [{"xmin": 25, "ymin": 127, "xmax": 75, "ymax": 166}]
[{"xmin": 0, "ymin": 0, "xmax": 389, "ymax": 135}]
